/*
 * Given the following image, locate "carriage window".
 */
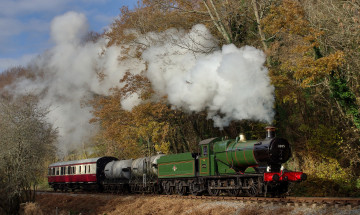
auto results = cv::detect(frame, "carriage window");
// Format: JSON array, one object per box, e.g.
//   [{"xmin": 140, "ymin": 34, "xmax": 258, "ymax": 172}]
[
  {"xmin": 203, "ymin": 146, "xmax": 208, "ymax": 156},
  {"xmin": 88, "ymin": 165, "xmax": 90, "ymax": 173},
  {"xmin": 79, "ymin": 166, "xmax": 81, "ymax": 174},
  {"xmin": 56, "ymin": 167, "xmax": 59, "ymax": 175},
  {"xmin": 73, "ymin": 167, "xmax": 75, "ymax": 174},
  {"xmin": 85, "ymin": 165, "xmax": 87, "ymax": 173},
  {"xmin": 52, "ymin": 168, "xmax": 55, "ymax": 175},
  {"xmin": 67, "ymin": 166, "xmax": 71, "ymax": 174}
]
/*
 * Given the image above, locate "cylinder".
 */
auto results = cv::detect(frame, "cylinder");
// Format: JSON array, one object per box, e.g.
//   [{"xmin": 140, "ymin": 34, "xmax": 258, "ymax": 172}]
[
  {"xmin": 104, "ymin": 159, "xmax": 133, "ymax": 180},
  {"xmin": 131, "ymin": 154, "xmax": 165, "ymax": 177},
  {"xmin": 149, "ymin": 154, "xmax": 164, "ymax": 175}
]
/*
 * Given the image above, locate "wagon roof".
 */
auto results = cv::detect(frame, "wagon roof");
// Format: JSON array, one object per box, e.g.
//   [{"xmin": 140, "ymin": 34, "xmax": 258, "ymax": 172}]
[{"xmin": 49, "ymin": 157, "xmax": 101, "ymax": 167}]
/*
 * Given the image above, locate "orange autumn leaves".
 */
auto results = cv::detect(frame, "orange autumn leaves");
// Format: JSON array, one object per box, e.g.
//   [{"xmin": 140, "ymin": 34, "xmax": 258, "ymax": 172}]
[{"xmin": 263, "ymin": 0, "xmax": 345, "ymax": 88}]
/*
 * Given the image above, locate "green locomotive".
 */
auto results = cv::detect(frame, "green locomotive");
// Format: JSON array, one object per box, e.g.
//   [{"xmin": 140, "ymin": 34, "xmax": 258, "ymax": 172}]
[
  {"xmin": 157, "ymin": 127, "xmax": 306, "ymax": 197},
  {"xmin": 48, "ymin": 127, "xmax": 306, "ymax": 197}
]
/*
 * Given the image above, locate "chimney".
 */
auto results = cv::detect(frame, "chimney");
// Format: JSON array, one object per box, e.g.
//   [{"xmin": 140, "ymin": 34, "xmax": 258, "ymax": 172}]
[{"xmin": 265, "ymin": 126, "xmax": 276, "ymax": 139}]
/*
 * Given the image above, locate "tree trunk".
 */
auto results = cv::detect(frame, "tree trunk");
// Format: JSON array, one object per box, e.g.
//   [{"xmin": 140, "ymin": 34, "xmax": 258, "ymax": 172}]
[
  {"xmin": 252, "ymin": 0, "xmax": 270, "ymax": 65},
  {"xmin": 202, "ymin": 0, "xmax": 232, "ymax": 44}
]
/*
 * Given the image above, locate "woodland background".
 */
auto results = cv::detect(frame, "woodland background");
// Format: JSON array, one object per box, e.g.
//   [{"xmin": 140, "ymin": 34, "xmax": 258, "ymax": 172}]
[{"xmin": 1, "ymin": 0, "xmax": 360, "ymax": 213}]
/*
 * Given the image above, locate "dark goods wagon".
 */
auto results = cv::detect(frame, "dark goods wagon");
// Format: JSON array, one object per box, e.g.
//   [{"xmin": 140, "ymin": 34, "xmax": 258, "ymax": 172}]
[{"xmin": 157, "ymin": 127, "xmax": 307, "ymax": 197}]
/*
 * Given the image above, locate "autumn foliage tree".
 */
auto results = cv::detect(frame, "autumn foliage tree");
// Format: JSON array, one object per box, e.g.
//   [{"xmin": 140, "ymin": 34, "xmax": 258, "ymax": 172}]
[
  {"xmin": 0, "ymin": 95, "xmax": 57, "ymax": 214},
  {"xmin": 258, "ymin": 0, "xmax": 360, "ymax": 196}
]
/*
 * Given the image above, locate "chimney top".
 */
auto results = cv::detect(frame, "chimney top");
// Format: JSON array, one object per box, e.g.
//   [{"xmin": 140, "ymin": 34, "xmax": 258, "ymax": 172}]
[{"xmin": 265, "ymin": 126, "xmax": 276, "ymax": 138}]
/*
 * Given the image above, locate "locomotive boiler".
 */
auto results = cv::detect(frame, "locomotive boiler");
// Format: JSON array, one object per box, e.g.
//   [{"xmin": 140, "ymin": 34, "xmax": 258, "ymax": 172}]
[{"xmin": 211, "ymin": 126, "xmax": 292, "ymax": 174}]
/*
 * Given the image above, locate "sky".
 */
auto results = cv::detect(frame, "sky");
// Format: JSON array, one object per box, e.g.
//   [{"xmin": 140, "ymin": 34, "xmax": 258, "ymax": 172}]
[{"xmin": 0, "ymin": 0, "xmax": 135, "ymax": 73}]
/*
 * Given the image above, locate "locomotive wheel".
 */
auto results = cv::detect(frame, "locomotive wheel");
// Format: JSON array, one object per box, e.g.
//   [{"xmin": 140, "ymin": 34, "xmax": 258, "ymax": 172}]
[
  {"xmin": 189, "ymin": 181, "xmax": 200, "ymax": 196},
  {"xmin": 227, "ymin": 179, "xmax": 239, "ymax": 196},
  {"xmin": 163, "ymin": 181, "xmax": 173, "ymax": 195},
  {"xmin": 246, "ymin": 178, "xmax": 258, "ymax": 197},
  {"xmin": 176, "ymin": 181, "xmax": 187, "ymax": 196},
  {"xmin": 207, "ymin": 180, "xmax": 220, "ymax": 196}
]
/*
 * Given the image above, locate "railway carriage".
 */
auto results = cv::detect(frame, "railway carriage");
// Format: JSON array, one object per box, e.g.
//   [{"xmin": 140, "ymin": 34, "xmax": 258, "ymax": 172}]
[{"xmin": 48, "ymin": 156, "xmax": 117, "ymax": 191}]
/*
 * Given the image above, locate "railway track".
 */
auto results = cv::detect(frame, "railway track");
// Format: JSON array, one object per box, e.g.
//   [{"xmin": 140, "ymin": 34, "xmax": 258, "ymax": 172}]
[
  {"xmin": 161, "ymin": 195, "xmax": 360, "ymax": 208},
  {"xmin": 38, "ymin": 190, "xmax": 360, "ymax": 209}
]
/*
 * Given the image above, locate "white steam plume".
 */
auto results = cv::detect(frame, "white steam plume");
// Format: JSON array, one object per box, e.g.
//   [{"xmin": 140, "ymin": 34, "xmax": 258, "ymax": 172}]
[
  {"xmin": 141, "ymin": 28, "xmax": 274, "ymax": 127},
  {"xmin": 7, "ymin": 12, "xmax": 144, "ymax": 155},
  {"xmin": 7, "ymin": 11, "xmax": 274, "ymax": 155}
]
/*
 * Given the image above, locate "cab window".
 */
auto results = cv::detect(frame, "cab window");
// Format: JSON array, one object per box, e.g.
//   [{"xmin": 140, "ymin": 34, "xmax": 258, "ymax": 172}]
[{"xmin": 203, "ymin": 145, "xmax": 208, "ymax": 156}]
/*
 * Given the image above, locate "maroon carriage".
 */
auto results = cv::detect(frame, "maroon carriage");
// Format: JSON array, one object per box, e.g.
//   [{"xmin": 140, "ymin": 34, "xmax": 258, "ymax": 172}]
[{"xmin": 48, "ymin": 156, "xmax": 117, "ymax": 191}]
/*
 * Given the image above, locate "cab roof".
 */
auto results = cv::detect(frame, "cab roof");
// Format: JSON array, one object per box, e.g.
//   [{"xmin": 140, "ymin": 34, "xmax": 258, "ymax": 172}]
[{"xmin": 198, "ymin": 137, "xmax": 220, "ymax": 145}]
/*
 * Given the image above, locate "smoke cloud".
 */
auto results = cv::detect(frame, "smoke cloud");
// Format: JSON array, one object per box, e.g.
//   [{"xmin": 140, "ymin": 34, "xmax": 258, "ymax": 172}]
[
  {"xmin": 141, "ymin": 25, "xmax": 274, "ymax": 127},
  {"xmin": 7, "ymin": 12, "xmax": 274, "ymax": 155},
  {"xmin": 7, "ymin": 11, "xmax": 144, "ymax": 155}
]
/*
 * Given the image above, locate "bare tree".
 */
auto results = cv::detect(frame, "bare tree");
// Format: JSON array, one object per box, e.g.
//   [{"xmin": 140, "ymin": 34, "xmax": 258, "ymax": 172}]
[{"xmin": 0, "ymin": 94, "xmax": 57, "ymax": 214}]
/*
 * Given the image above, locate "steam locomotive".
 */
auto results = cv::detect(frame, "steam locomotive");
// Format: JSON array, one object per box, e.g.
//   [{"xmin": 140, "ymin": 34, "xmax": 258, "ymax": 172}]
[{"xmin": 47, "ymin": 127, "xmax": 306, "ymax": 197}]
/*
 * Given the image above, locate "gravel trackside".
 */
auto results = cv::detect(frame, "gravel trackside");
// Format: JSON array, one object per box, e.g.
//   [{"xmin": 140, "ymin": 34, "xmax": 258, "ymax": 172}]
[{"xmin": 21, "ymin": 193, "xmax": 360, "ymax": 215}]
